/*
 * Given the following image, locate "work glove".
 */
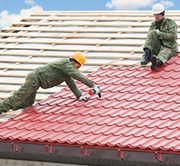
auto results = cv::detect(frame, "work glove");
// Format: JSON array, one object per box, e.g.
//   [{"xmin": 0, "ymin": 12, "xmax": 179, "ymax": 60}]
[
  {"xmin": 155, "ymin": 29, "xmax": 160, "ymax": 33},
  {"xmin": 89, "ymin": 85, "xmax": 101, "ymax": 98},
  {"xmin": 79, "ymin": 95, "xmax": 88, "ymax": 101}
]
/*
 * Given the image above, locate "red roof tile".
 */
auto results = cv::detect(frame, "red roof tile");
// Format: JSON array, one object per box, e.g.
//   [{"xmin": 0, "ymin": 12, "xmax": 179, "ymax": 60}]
[{"xmin": 1, "ymin": 54, "xmax": 180, "ymax": 153}]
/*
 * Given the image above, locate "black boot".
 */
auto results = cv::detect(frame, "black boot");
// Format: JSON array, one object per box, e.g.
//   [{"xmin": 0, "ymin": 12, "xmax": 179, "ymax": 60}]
[
  {"xmin": 140, "ymin": 49, "xmax": 151, "ymax": 65},
  {"xmin": 150, "ymin": 55, "xmax": 163, "ymax": 71}
]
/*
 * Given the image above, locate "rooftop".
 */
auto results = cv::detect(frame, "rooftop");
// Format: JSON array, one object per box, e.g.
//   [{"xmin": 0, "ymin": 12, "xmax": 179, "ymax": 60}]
[{"xmin": 0, "ymin": 10, "xmax": 180, "ymax": 165}]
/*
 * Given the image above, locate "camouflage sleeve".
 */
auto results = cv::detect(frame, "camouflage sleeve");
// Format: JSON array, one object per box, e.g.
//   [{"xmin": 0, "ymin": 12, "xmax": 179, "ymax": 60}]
[
  {"xmin": 149, "ymin": 19, "xmax": 177, "ymax": 41},
  {"xmin": 149, "ymin": 21, "xmax": 156, "ymax": 31},
  {"xmin": 63, "ymin": 61, "xmax": 94, "ymax": 88},
  {"xmin": 158, "ymin": 21, "xmax": 177, "ymax": 41},
  {"xmin": 65, "ymin": 78, "xmax": 82, "ymax": 99}
]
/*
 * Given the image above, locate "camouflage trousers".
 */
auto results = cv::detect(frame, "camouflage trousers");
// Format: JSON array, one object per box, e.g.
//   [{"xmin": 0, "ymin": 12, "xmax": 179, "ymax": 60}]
[
  {"xmin": 142, "ymin": 30, "xmax": 177, "ymax": 63},
  {"xmin": 0, "ymin": 72, "xmax": 40, "ymax": 112}
]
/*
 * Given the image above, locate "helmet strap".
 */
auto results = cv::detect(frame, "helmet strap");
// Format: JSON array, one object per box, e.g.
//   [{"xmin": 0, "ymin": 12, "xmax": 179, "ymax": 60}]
[
  {"xmin": 69, "ymin": 58, "xmax": 81, "ymax": 65},
  {"xmin": 160, "ymin": 11, "xmax": 165, "ymax": 16}
]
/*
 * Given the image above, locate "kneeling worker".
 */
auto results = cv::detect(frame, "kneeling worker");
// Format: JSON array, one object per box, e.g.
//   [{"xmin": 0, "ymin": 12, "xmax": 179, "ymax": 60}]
[{"xmin": 0, "ymin": 52, "xmax": 99, "ymax": 114}]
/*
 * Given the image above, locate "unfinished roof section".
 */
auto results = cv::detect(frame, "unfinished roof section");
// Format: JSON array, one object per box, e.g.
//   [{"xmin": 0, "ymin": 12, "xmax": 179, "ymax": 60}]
[{"xmin": 0, "ymin": 11, "xmax": 180, "ymax": 122}]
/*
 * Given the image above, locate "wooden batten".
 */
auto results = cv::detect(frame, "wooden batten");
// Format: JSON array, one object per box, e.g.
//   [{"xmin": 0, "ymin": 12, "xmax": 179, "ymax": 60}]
[{"xmin": 0, "ymin": 10, "xmax": 179, "ymax": 122}]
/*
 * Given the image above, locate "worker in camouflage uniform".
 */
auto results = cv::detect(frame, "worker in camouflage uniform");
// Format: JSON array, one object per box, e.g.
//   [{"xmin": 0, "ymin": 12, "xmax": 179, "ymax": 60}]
[
  {"xmin": 0, "ymin": 52, "xmax": 99, "ymax": 114},
  {"xmin": 140, "ymin": 3, "xmax": 178, "ymax": 71}
]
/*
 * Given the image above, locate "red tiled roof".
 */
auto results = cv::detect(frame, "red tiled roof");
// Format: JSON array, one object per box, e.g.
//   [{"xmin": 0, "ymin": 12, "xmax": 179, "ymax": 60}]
[{"xmin": 0, "ymin": 54, "xmax": 180, "ymax": 154}]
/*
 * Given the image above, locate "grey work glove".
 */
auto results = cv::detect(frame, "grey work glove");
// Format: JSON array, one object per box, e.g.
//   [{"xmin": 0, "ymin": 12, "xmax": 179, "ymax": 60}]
[
  {"xmin": 155, "ymin": 29, "xmax": 160, "ymax": 33},
  {"xmin": 79, "ymin": 95, "xmax": 88, "ymax": 101}
]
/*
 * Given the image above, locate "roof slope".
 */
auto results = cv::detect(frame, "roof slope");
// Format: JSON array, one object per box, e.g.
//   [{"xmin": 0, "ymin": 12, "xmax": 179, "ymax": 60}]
[
  {"xmin": 0, "ymin": 10, "xmax": 180, "ymax": 122},
  {"xmin": 0, "ymin": 53, "xmax": 180, "ymax": 156},
  {"xmin": 0, "ymin": 10, "xmax": 180, "ymax": 165}
]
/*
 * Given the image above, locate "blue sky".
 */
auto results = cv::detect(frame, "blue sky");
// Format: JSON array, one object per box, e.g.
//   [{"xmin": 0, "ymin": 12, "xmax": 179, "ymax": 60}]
[{"xmin": 0, "ymin": 0, "xmax": 179, "ymax": 28}]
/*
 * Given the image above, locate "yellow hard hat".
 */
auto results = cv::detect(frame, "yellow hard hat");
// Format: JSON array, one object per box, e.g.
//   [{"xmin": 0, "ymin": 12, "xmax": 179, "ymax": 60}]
[{"xmin": 72, "ymin": 52, "xmax": 86, "ymax": 65}]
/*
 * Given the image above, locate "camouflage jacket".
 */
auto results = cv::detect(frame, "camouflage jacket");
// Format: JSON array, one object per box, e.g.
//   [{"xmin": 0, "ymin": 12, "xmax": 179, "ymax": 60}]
[
  {"xmin": 35, "ymin": 59, "xmax": 94, "ymax": 98},
  {"xmin": 149, "ymin": 17, "xmax": 178, "ymax": 51}
]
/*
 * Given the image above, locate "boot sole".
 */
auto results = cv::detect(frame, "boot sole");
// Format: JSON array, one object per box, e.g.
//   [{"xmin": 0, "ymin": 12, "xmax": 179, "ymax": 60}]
[{"xmin": 150, "ymin": 55, "xmax": 158, "ymax": 71}]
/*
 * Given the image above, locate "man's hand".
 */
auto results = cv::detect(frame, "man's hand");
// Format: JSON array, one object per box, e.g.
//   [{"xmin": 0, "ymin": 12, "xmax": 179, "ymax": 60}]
[
  {"xmin": 79, "ymin": 95, "xmax": 88, "ymax": 101},
  {"xmin": 155, "ymin": 29, "xmax": 160, "ymax": 33}
]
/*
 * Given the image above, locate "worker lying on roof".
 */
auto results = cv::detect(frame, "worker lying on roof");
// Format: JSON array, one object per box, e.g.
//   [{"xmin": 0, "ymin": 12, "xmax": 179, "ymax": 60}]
[
  {"xmin": 0, "ymin": 52, "xmax": 100, "ymax": 114},
  {"xmin": 140, "ymin": 3, "xmax": 178, "ymax": 71}
]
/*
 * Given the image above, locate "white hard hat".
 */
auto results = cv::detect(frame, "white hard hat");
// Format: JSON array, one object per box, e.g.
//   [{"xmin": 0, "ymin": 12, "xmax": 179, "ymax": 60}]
[{"xmin": 152, "ymin": 3, "xmax": 165, "ymax": 14}]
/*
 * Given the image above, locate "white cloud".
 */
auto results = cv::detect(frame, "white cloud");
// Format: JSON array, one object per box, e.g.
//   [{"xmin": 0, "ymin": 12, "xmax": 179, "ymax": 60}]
[
  {"xmin": 25, "ymin": 0, "xmax": 36, "ymax": 7},
  {"xmin": 105, "ymin": 0, "xmax": 174, "ymax": 10},
  {"xmin": 106, "ymin": 0, "xmax": 157, "ymax": 10},
  {"xmin": 20, "ymin": 6, "xmax": 43, "ymax": 17},
  {"xmin": 0, "ymin": 10, "xmax": 21, "ymax": 29},
  {"xmin": 160, "ymin": 0, "xmax": 174, "ymax": 9},
  {"xmin": 0, "ymin": 1, "xmax": 43, "ymax": 29}
]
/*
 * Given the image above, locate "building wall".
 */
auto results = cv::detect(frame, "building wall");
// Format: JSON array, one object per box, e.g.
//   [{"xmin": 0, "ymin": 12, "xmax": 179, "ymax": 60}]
[{"xmin": 0, "ymin": 159, "xmax": 88, "ymax": 166}]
